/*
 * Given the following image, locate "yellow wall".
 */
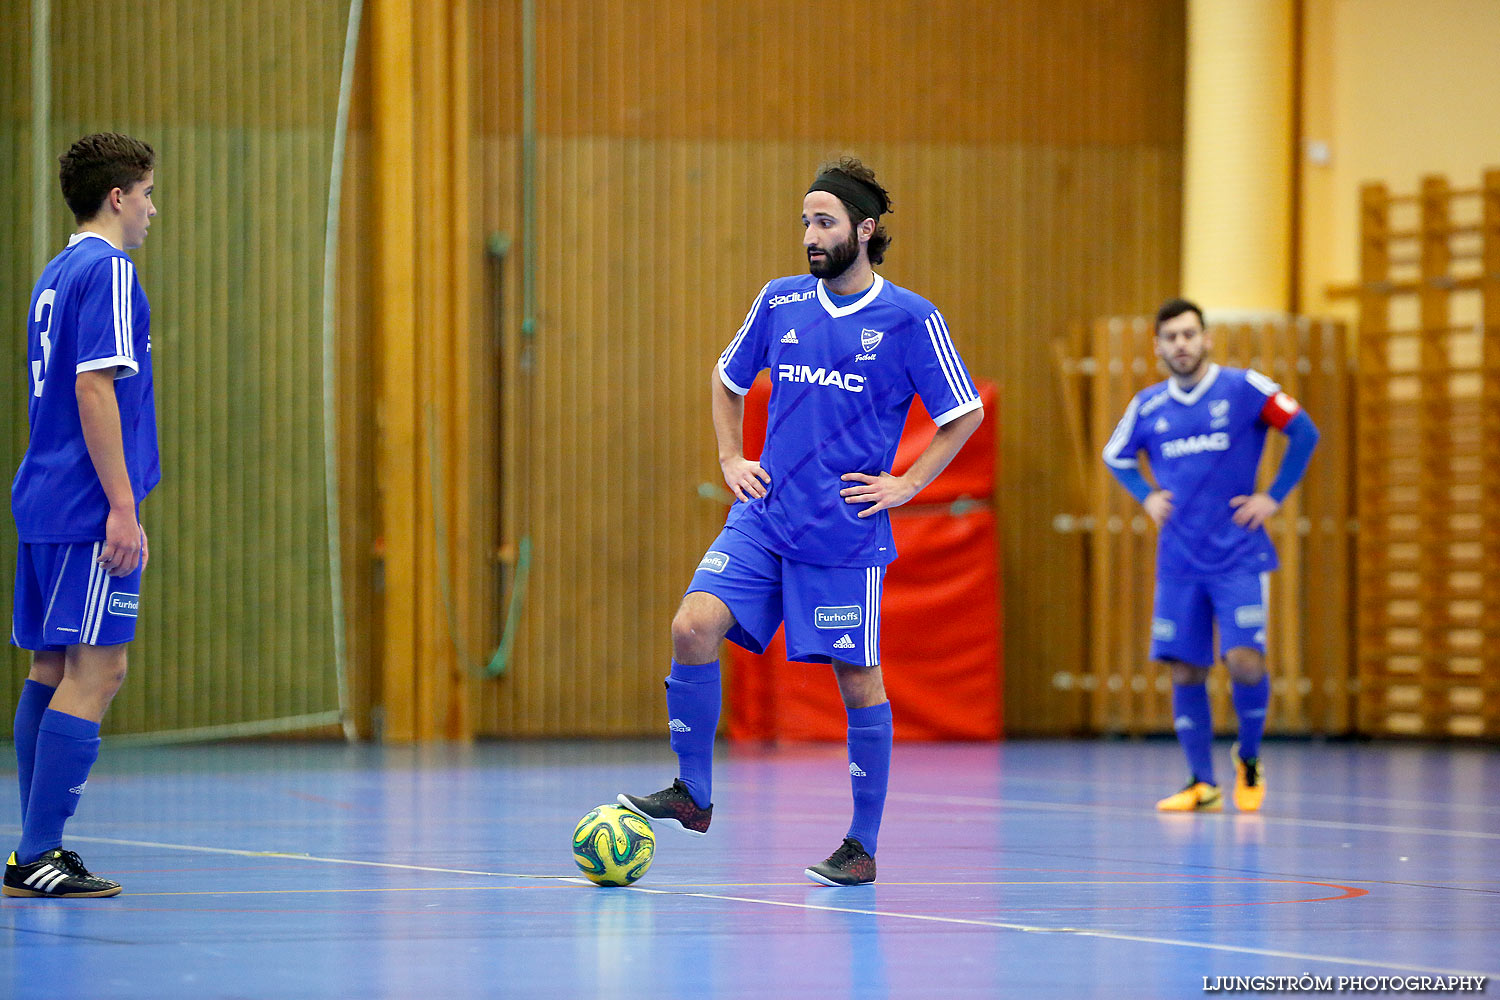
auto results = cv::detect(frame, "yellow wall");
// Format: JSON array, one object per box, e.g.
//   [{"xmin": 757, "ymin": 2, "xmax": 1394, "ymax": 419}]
[
  {"xmin": 1182, "ymin": 0, "xmax": 1295, "ymax": 311},
  {"xmin": 1299, "ymin": 0, "xmax": 1500, "ymax": 316}
]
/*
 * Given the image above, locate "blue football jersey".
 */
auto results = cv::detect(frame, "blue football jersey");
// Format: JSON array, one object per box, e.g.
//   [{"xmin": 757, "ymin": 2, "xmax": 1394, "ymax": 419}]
[
  {"xmin": 1103, "ymin": 364, "xmax": 1296, "ymax": 578},
  {"xmin": 12, "ymin": 233, "xmax": 160, "ymax": 542},
  {"xmin": 717, "ymin": 273, "xmax": 981, "ymax": 568}
]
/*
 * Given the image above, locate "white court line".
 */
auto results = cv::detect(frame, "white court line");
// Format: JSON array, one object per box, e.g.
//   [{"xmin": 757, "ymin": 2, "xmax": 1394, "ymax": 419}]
[
  {"xmin": 882, "ymin": 790, "xmax": 1500, "ymax": 842},
  {"xmin": 61, "ymin": 833, "xmax": 576, "ymax": 881},
  {"xmin": 616, "ymin": 883, "xmax": 1500, "ymax": 980},
  {"xmin": 51, "ymin": 832, "xmax": 1500, "ymax": 980}
]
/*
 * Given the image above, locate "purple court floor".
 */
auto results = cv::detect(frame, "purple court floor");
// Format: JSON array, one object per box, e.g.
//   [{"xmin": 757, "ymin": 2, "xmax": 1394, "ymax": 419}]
[{"xmin": 1, "ymin": 738, "xmax": 1497, "ymax": 999}]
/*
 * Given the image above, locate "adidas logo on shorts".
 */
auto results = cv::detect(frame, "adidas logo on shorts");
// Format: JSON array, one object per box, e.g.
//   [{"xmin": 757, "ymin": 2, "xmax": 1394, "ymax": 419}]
[
  {"xmin": 781, "ymin": 329, "xmax": 799, "ymax": 344},
  {"xmin": 849, "ymin": 761, "xmax": 867, "ymax": 778},
  {"xmin": 68, "ymin": 782, "xmax": 87, "ymax": 795},
  {"xmin": 833, "ymin": 634, "xmax": 855, "ymax": 650},
  {"xmin": 668, "ymin": 718, "xmax": 691, "ymax": 733}
]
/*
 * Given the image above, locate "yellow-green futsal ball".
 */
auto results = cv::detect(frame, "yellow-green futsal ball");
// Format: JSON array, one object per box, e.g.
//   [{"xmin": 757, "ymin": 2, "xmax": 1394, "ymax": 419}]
[{"xmin": 572, "ymin": 805, "xmax": 655, "ymax": 886}]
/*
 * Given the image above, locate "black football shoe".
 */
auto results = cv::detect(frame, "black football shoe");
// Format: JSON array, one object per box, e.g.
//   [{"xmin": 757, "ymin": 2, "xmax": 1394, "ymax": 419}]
[
  {"xmin": 805, "ymin": 837, "xmax": 876, "ymax": 886},
  {"xmin": 618, "ymin": 779, "xmax": 712, "ymax": 836},
  {"xmin": 4, "ymin": 849, "xmax": 122, "ymax": 898}
]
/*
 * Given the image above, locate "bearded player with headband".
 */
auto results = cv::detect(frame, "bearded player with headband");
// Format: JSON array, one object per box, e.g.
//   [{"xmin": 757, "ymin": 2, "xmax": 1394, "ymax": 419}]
[{"xmin": 620, "ymin": 157, "xmax": 984, "ymax": 885}]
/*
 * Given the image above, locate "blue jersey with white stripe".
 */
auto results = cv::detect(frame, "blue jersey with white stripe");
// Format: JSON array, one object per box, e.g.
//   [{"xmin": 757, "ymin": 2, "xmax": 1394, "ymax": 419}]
[
  {"xmin": 12, "ymin": 233, "xmax": 160, "ymax": 542},
  {"xmin": 1102, "ymin": 364, "xmax": 1281, "ymax": 578},
  {"xmin": 717, "ymin": 273, "xmax": 981, "ymax": 567}
]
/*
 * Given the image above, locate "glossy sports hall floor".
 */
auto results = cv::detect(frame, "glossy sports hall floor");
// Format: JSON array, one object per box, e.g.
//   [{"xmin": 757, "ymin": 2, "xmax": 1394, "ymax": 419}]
[{"xmin": 0, "ymin": 739, "xmax": 1496, "ymax": 999}]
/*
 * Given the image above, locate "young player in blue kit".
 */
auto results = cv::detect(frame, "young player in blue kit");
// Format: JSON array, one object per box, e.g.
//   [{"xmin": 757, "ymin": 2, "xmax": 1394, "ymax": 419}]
[
  {"xmin": 1103, "ymin": 299, "xmax": 1318, "ymax": 813},
  {"xmin": 619, "ymin": 158, "xmax": 984, "ymax": 885},
  {"xmin": 5, "ymin": 134, "xmax": 160, "ymax": 897}
]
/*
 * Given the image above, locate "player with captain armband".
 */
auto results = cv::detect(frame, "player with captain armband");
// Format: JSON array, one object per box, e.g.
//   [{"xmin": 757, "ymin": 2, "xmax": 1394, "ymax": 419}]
[{"xmin": 1102, "ymin": 298, "xmax": 1318, "ymax": 813}]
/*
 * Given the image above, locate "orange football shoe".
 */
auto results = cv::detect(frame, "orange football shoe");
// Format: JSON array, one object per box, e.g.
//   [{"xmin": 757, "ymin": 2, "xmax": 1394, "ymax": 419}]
[
  {"xmin": 1231, "ymin": 742, "xmax": 1265, "ymax": 813},
  {"xmin": 1156, "ymin": 780, "xmax": 1223, "ymax": 812}
]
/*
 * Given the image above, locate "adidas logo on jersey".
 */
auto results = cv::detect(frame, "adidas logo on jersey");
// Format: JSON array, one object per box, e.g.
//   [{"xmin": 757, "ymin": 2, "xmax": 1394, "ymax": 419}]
[
  {"xmin": 833, "ymin": 634, "xmax": 855, "ymax": 650},
  {"xmin": 68, "ymin": 782, "xmax": 87, "ymax": 795},
  {"xmin": 668, "ymin": 718, "xmax": 691, "ymax": 733},
  {"xmin": 781, "ymin": 329, "xmax": 799, "ymax": 344},
  {"xmin": 849, "ymin": 761, "xmax": 867, "ymax": 778}
]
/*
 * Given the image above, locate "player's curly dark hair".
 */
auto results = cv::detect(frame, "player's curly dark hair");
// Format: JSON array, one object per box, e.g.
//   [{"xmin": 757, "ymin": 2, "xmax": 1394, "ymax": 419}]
[
  {"xmin": 816, "ymin": 156, "xmax": 894, "ymax": 264},
  {"xmin": 59, "ymin": 133, "xmax": 155, "ymax": 224},
  {"xmin": 1155, "ymin": 297, "xmax": 1205, "ymax": 334}
]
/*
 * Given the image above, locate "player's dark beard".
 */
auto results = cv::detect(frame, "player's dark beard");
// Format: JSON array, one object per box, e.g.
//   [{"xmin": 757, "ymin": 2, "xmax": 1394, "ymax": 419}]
[
  {"xmin": 1169, "ymin": 350, "xmax": 1207, "ymax": 379},
  {"xmin": 808, "ymin": 228, "xmax": 860, "ymax": 280}
]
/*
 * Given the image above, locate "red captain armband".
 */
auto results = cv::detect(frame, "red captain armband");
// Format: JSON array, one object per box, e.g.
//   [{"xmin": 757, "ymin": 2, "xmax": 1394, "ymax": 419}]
[{"xmin": 1259, "ymin": 391, "xmax": 1302, "ymax": 430}]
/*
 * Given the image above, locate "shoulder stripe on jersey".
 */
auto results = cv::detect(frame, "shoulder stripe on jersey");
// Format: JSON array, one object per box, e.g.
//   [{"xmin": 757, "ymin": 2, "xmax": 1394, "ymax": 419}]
[
  {"xmin": 112, "ymin": 257, "xmax": 137, "ymax": 365},
  {"xmin": 925, "ymin": 312, "xmax": 976, "ymax": 406},
  {"xmin": 929, "ymin": 313, "xmax": 976, "ymax": 401},
  {"xmin": 1245, "ymin": 368, "xmax": 1281, "ymax": 396},
  {"xmin": 112, "ymin": 258, "xmax": 125, "ymax": 361},
  {"xmin": 125, "ymin": 259, "xmax": 136, "ymax": 363},
  {"xmin": 933, "ymin": 312, "xmax": 978, "ymax": 398},
  {"xmin": 126, "ymin": 260, "xmax": 136, "ymax": 362},
  {"xmin": 718, "ymin": 281, "xmax": 771, "ymax": 370},
  {"xmin": 1103, "ymin": 394, "xmax": 1142, "ymax": 468}
]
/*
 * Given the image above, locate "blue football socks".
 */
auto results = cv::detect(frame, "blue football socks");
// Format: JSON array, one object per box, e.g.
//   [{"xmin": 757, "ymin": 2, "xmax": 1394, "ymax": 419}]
[
  {"xmin": 13, "ymin": 679, "xmax": 56, "ymax": 826},
  {"xmin": 666, "ymin": 659, "xmax": 721, "ymax": 810},
  {"xmin": 1232, "ymin": 675, "xmax": 1271, "ymax": 760},
  {"xmin": 1171, "ymin": 682, "xmax": 1215, "ymax": 785},
  {"xmin": 17, "ymin": 709, "xmax": 101, "ymax": 865},
  {"xmin": 845, "ymin": 701, "xmax": 893, "ymax": 855}
]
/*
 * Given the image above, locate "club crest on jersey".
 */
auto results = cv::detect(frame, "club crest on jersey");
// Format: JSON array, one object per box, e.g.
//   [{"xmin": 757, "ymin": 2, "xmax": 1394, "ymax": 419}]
[
  {"xmin": 1211, "ymin": 398, "xmax": 1230, "ymax": 428},
  {"xmin": 860, "ymin": 328, "xmax": 884, "ymax": 352},
  {"xmin": 1154, "ymin": 417, "xmax": 1169, "ymax": 433}
]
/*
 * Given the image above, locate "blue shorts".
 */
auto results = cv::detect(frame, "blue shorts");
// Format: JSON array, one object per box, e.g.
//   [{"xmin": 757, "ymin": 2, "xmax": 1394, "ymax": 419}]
[
  {"xmin": 11, "ymin": 541, "xmax": 144, "ymax": 651},
  {"xmin": 686, "ymin": 527, "xmax": 884, "ymax": 666},
  {"xmin": 1150, "ymin": 572, "xmax": 1268, "ymax": 667}
]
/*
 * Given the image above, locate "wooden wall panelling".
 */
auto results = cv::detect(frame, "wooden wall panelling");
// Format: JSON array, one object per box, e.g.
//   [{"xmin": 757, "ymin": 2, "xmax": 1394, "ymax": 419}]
[
  {"xmin": 453, "ymin": 0, "xmax": 1185, "ymax": 737},
  {"xmin": 1482, "ymin": 170, "xmax": 1500, "ymax": 735},
  {"xmin": 0, "ymin": 6, "xmax": 34, "ymax": 714},
  {"xmin": 1351, "ymin": 172, "xmax": 1500, "ymax": 738},
  {"xmin": 1297, "ymin": 317, "xmax": 1355, "ymax": 733},
  {"xmin": 0, "ymin": 0, "xmax": 348, "ymax": 738}
]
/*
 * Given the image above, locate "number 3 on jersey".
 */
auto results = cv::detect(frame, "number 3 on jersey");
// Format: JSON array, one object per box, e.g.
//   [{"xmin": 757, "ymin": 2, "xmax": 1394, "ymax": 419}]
[{"xmin": 32, "ymin": 288, "xmax": 56, "ymax": 397}]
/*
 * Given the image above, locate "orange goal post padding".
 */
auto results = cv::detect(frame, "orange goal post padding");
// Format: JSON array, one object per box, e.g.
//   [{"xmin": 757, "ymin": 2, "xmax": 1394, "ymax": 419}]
[{"xmin": 726, "ymin": 378, "xmax": 1002, "ymax": 741}]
